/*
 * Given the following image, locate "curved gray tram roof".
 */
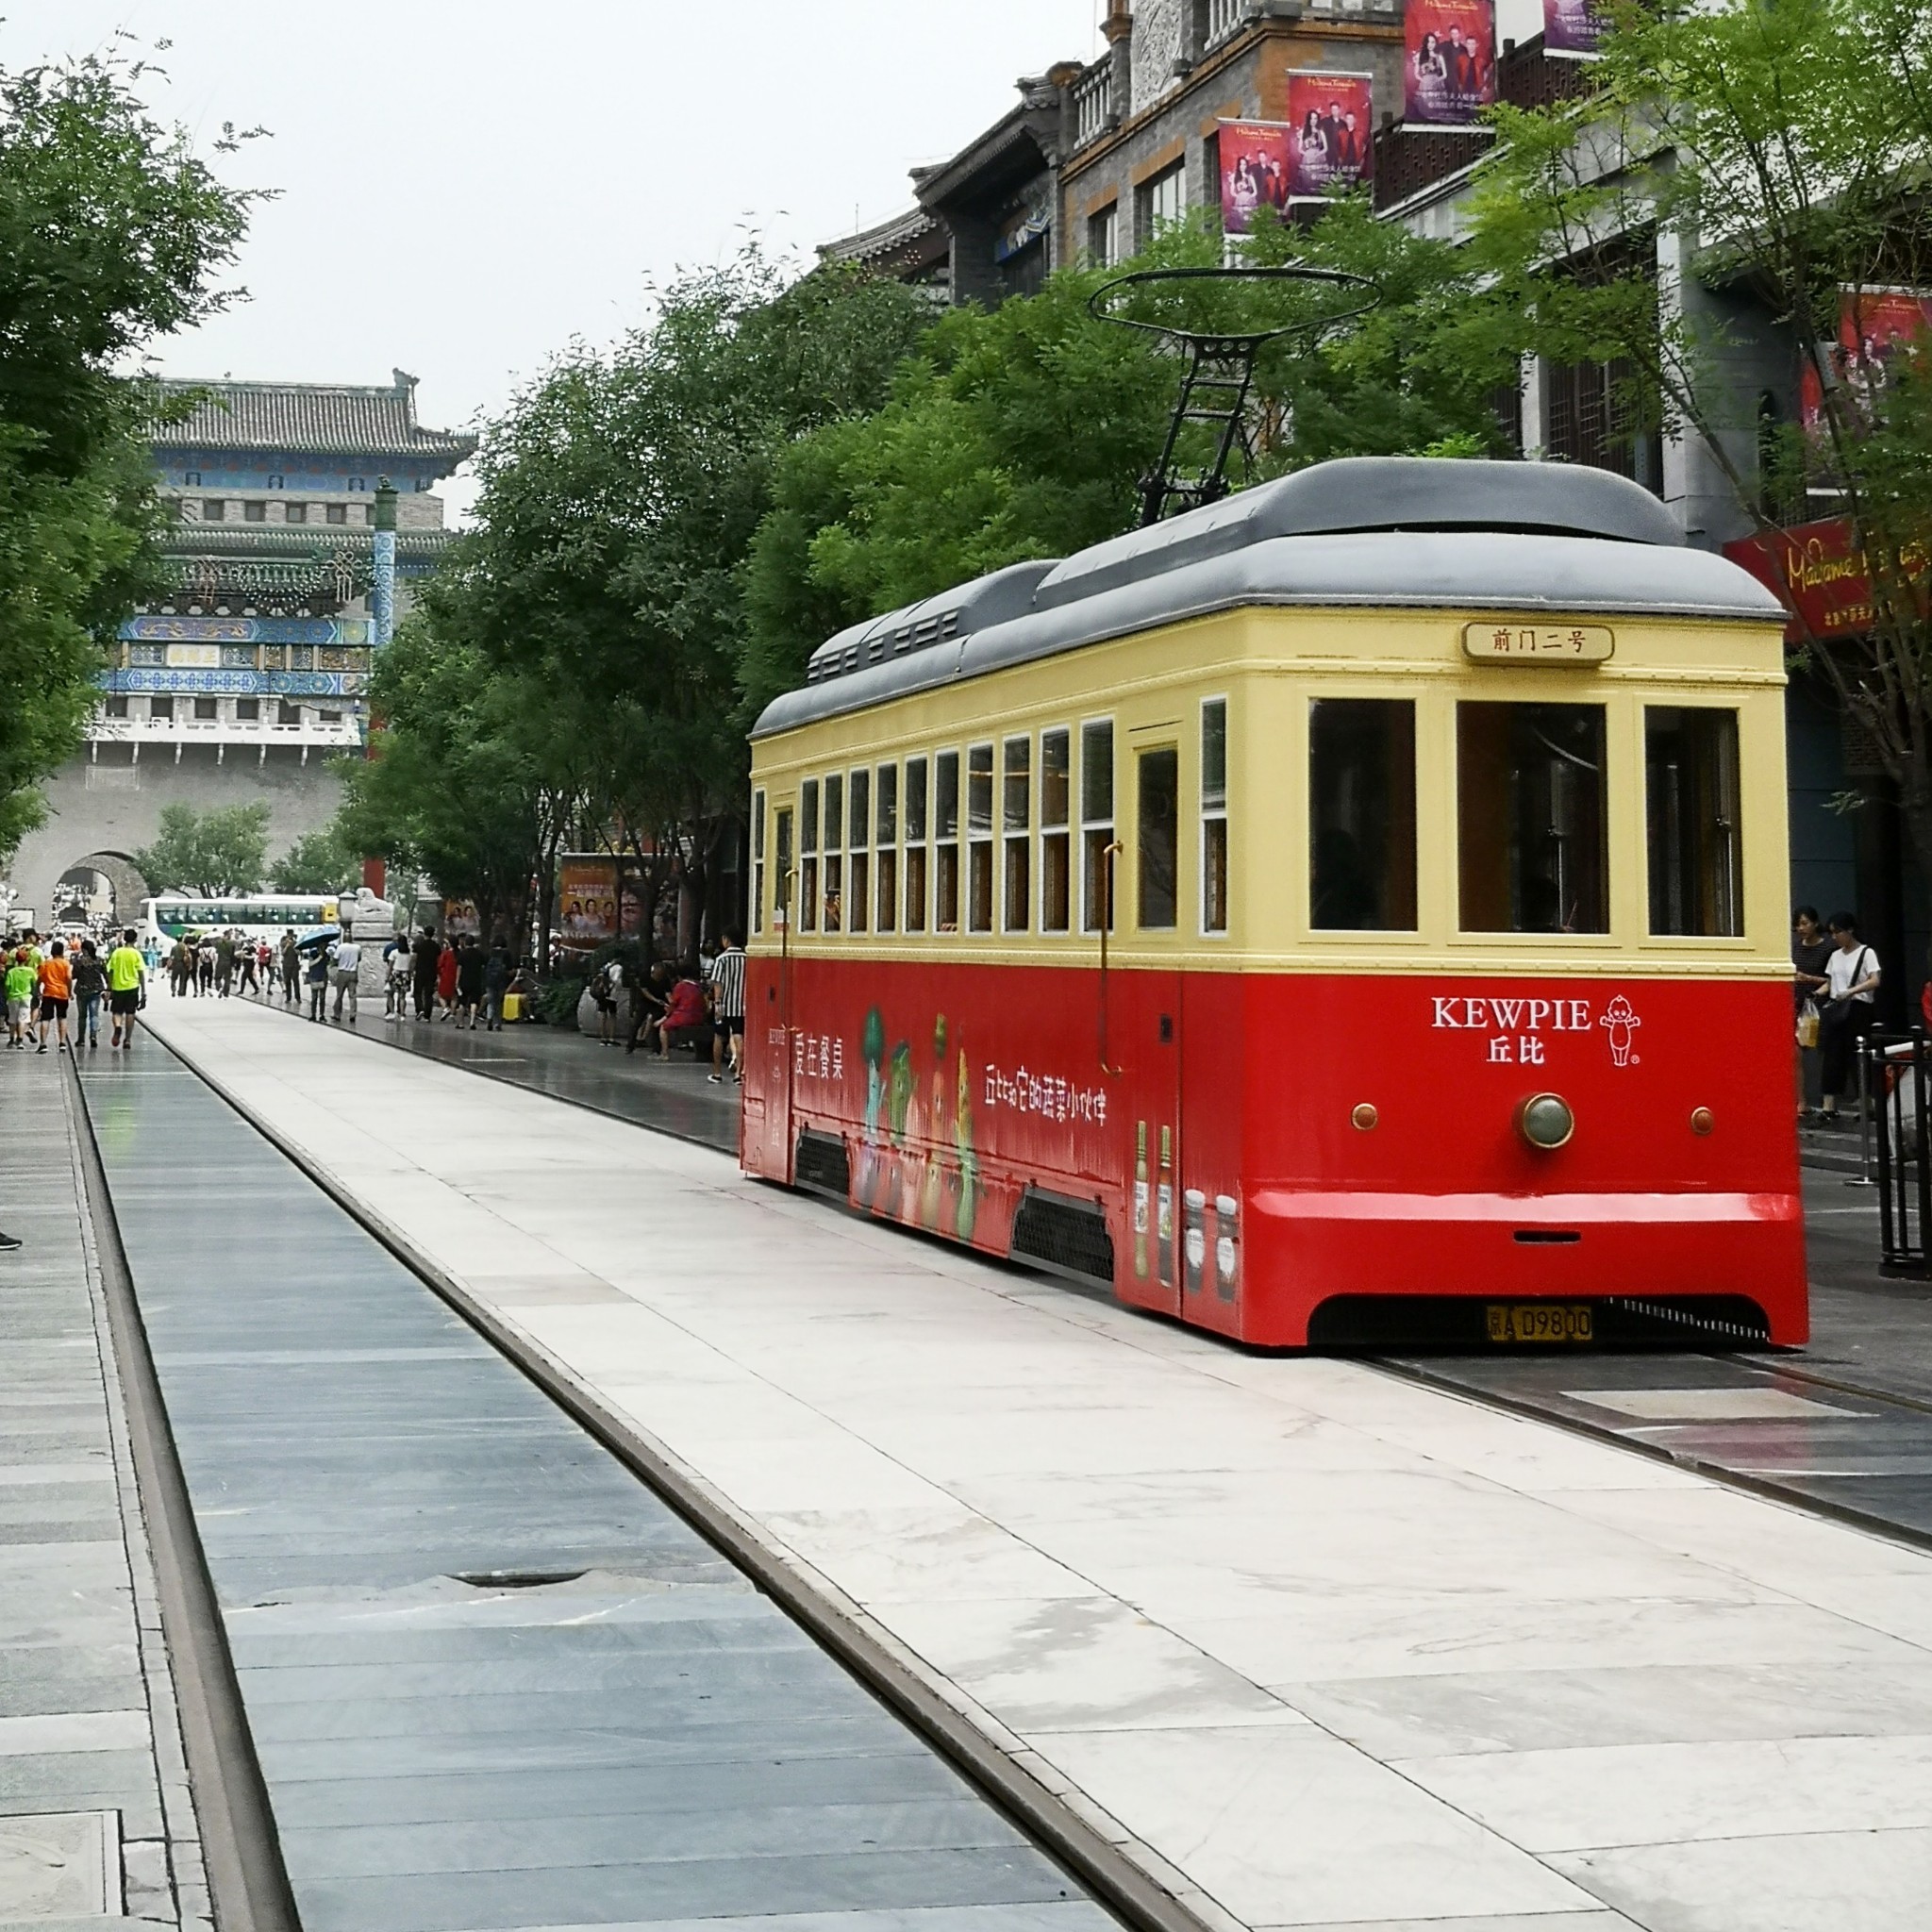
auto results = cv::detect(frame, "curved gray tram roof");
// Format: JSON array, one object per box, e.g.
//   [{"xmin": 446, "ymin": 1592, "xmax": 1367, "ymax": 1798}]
[{"xmin": 751, "ymin": 456, "xmax": 1787, "ymax": 742}]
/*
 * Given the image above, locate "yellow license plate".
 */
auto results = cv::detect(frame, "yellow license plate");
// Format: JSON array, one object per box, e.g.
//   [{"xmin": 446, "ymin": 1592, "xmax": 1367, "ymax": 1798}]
[{"xmin": 1487, "ymin": 1303, "xmax": 1594, "ymax": 1345}]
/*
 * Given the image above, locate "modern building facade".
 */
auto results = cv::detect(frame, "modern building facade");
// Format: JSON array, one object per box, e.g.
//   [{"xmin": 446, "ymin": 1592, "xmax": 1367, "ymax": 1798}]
[{"xmin": 6, "ymin": 374, "xmax": 474, "ymax": 926}]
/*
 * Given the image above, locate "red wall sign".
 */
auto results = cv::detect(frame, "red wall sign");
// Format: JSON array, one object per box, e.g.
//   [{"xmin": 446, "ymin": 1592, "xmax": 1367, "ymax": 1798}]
[{"xmin": 1723, "ymin": 515, "xmax": 1930, "ymax": 642}]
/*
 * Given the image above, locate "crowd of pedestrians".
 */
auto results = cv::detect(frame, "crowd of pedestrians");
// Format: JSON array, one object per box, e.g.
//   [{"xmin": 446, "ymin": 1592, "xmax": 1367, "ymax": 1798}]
[{"xmin": 588, "ymin": 931, "xmax": 745, "ymax": 1081}]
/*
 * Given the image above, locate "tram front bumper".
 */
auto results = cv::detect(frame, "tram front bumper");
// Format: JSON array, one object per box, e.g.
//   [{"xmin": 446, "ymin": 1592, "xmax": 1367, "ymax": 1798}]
[{"xmin": 1242, "ymin": 1187, "xmax": 1808, "ymax": 1347}]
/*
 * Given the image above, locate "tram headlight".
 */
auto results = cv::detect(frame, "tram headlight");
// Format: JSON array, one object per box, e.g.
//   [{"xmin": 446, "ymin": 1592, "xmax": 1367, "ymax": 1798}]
[{"xmin": 1517, "ymin": 1092, "xmax": 1575, "ymax": 1151}]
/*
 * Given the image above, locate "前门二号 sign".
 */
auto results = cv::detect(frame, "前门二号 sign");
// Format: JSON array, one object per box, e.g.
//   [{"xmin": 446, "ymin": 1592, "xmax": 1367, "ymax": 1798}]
[{"xmin": 1462, "ymin": 622, "xmax": 1614, "ymax": 662}]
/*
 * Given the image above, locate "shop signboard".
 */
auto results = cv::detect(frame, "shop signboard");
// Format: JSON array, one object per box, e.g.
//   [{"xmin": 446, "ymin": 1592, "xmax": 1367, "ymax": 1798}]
[{"xmin": 1723, "ymin": 515, "xmax": 1932, "ymax": 642}]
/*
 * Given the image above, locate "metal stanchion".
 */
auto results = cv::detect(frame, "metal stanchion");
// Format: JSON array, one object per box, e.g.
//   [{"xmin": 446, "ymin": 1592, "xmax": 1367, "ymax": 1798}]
[{"xmin": 1849, "ymin": 1041, "xmax": 1875, "ymax": 1187}]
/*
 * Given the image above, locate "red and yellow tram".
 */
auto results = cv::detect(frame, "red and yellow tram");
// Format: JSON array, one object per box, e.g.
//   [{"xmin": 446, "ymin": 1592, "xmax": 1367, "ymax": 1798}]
[{"xmin": 742, "ymin": 457, "xmax": 1806, "ymax": 1347}]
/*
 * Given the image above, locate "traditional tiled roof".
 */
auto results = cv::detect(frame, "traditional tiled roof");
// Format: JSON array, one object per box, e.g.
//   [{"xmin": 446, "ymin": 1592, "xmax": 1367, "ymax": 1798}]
[
  {"xmin": 158, "ymin": 525, "xmax": 459, "ymax": 561},
  {"xmin": 151, "ymin": 370, "xmax": 476, "ymax": 463}
]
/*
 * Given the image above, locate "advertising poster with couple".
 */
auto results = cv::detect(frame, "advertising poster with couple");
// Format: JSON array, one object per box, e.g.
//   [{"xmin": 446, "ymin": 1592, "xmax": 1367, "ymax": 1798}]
[
  {"xmin": 1405, "ymin": 0, "xmax": 1496, "ymax": 127},
  {"xmin": 1218, "ymin": 122, "xmax": 1291, "ymax": 232},
  {"xmin": 1799, "ymin": 287, "xmax": 1932, "ymax": 432},
  {"xmin": 1284, "ymin": 73, "xmax": 1374, "ymax": 197}
]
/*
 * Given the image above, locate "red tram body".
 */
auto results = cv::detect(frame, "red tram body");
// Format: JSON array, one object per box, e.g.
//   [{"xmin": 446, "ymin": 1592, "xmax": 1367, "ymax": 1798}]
[{"xmin": 742, "ymin": 459, "xmax": 1808, "ymax": 1347}]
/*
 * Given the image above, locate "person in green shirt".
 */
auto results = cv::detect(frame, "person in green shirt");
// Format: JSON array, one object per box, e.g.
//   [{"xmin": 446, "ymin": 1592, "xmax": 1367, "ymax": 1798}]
[
  {"xmin": 106, "ymin": 929, "xmax": 145, "ymax": 1051},
  {"xmin": 5, "ymin": 949, "xmax": 34, "ymax": 1048}
]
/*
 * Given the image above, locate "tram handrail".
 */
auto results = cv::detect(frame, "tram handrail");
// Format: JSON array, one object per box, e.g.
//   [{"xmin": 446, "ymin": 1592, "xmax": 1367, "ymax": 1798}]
[{"xmin": 1098, "ymin": 840, "xmax": 1124, "ymax": 1078}]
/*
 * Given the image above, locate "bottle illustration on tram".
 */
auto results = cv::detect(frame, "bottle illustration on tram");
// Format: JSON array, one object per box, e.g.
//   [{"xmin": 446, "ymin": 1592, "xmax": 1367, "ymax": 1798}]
[
  {"xmin": 741, "ymin": 455, "xmax": 1808, "ymax": 1351},
  {"xmin": 1132, "ymin": 1121, "xmax": 1150, "ymax": 1280},
  {"xmin": 1157, "ymin": 1125, "xmax": 1175, "ymax": 1289},
  {"xmin": 1183, "ymin": 1190, "xmax": 1207, "ymax": 1296}
]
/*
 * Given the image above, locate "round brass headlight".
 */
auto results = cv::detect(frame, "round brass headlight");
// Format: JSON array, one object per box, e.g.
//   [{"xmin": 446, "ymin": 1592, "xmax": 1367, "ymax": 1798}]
[{"xmin": 1518, "ymin": 1092, "xmax": 1575, "ymax": 1151}]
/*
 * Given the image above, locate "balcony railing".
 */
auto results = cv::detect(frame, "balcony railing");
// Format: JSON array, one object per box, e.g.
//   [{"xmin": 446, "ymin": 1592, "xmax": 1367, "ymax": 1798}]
[
  {"xmin": 1073, "ymin": 59, "xmax": 1114, "ymax": 150},
  {"xmin": 1206, "ymin": 0, "xmax": 1250, "ymax": 47}
]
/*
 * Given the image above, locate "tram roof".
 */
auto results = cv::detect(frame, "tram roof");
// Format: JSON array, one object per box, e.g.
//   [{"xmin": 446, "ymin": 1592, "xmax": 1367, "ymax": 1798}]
[{"xmin": 752, "ymin": 457, "xmax": 1786, "ymax": 741}]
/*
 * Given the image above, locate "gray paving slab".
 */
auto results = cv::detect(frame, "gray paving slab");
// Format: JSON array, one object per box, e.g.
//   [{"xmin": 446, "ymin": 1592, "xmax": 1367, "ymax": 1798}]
[
  {"xmin": 0, "ymin": 1051, "xmax": 200, "ymax": 1924},
  {"xmin": 76, "ymin": 1050, "xmax": 1106, "ymax": 1932}
]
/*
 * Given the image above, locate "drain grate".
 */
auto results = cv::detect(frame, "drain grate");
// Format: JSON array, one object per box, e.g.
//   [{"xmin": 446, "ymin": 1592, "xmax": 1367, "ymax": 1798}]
[{"xmin": 448, "ymin": 1569, "xmax": 588, "ymax": 1590}]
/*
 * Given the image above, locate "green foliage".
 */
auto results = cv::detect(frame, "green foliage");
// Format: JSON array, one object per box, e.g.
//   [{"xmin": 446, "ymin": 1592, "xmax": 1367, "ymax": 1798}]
[
  {"xmin": 0, "ymin": 51, "xmax": 257, "ymax": 857},
  {"xmin": 132, "ymin": 802, "xmax": 270, "ymax": 896},
  {"xmin": 269, "ymin": 822, "xmax": 363, "ymax": 894}
]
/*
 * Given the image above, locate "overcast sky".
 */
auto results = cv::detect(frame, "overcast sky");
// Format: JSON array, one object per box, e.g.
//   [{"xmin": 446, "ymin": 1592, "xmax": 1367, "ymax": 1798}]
[{"xmin": 5, "ymin": 1, "xmax": 1109, "ymax": 515}]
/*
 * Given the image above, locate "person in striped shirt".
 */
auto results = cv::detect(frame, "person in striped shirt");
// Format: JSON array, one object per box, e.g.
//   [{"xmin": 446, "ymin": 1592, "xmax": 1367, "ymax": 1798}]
[{"xmin": 708, "ymin": 931, "xmax": 746, "ymax": 1084}]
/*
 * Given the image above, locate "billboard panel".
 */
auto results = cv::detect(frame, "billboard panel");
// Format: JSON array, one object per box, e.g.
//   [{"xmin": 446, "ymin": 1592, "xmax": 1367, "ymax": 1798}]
[
  {"xmin": 1799, "ymin": 286, "xmax": 1932, "ymax": 431},
  {"xmin": 1283, "ymin": 74, "xmax": 1374, "ymax": 198},
  {"xmin": 558, "ymin": 858, "xmax": 618, "ymax": 944},
  {"xmin": 1543, "ymin": 0, "xmax": 1611, "ymax": 58},
  {"xmin": 1405, "ymin": 0, "xmax": 1496, "ymax": 127}
]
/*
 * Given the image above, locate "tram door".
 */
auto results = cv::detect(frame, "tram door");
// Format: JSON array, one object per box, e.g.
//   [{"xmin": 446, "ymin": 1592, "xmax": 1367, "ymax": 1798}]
[
  {"xmin": 749, "ymin": 808, "xmax": 796, "ymax": 1179},
  {"xmin": 1125, "ymin": 742, "xmax": 1185, "ymax": 1317}
]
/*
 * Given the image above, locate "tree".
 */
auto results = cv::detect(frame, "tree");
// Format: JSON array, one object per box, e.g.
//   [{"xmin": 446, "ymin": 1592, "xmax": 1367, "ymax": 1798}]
[
  {"xmin": 269, "ymin": 824, "xmax": 363, "ymax": 894},
  {"xmin": 1464, "ymin": 0, "xmax": 1932, "ymax": 870},
  {"xmin": 133, "ymin": 803, "xmax": 270, "ymax": 896},
  {"xmin": 0, "ymin": 51, "xmax": 256, "ymax": 857}
]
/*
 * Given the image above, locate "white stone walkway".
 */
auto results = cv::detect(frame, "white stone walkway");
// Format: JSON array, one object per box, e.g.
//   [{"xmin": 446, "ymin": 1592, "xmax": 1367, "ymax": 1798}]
[{"xmin": 145, "ymin": 994, "xmax": 1932, "ymax": 1932}]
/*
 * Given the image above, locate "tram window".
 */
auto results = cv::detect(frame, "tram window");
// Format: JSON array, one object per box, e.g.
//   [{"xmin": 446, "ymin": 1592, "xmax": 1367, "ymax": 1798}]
[
  {"xmin": 906, "ymin": 757, "xmax": 929, "ymax": 933},
  {"xmin": 875, "ymin": 763, "xmax": 898, "ymax": 934},
  {"xmin": 848, "ymin": 768, "xmax": 871, "ymax": 935},
  {"xmin": 936, "ymin": 751, "xmax": 960, "ymax": 932},
  {"xmin": 1041, "ymin": 728, "xmax": 1071, "ymax": 933},
  {"xmin": 775, "ymin": 806, "xmax": 794, "ymax": 925},
  {"xmin": 752, "ymin": 789, "xmax": 766, "ymax": 938},
  {"xmin": 968, "ymin": 742, "xmax": 994, "ymax": 933},
  {"xmin": 1646, "ymin": 708, "xmax": 1741, "ymax": 936},
  {"xmin": 824, "ymin": 773, "xmax": 844, "ymax": 931},
  {"xmin": 799, "ymin": 779, "xmax": 819, "ymax": 932},
  {"xmin": 1202, "ymin": 699, "xmax": 1229, "ymax": 935},
  {"xmin": 1308, "ymin": 699, "xmax": 1417, "ymax": 930},
  {"xmin": 1003, "ymin": 736, "xmax": 1031, "ymax": 933},
  {"xmin": 1457, "ymin": 703, "xmax": 1608, "ymax": 934},
  {"xmin": 1081, "ymin": 720, "xmax": 1115, "ymax": 932},
  {"xmin": 1138, "ymin": 746, "xmax": 1179, "ymax": 931}
]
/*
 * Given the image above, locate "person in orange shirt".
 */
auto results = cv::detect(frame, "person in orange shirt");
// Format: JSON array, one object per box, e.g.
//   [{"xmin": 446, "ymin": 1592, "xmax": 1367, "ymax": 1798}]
[{"xmin": 36, "ymin": 940, "xmax": 73, "ymax": 1055}]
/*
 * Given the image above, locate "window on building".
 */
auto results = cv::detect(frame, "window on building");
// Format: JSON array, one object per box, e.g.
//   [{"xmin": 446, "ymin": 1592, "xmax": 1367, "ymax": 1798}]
[
  {"xmin": 360, "ymin": 504, "xmax": 375, "ymax": 525},
  {"xmin": 905, "ymin": 756, "xmax": 929, "ymax": 933},
  {"xmin": 1081, "ymin": 720, "xmax": 1115, "ymax": 931},
  {"xmin": 1309, "ymin": 699, "xmax": 1417, "ymax": 930},
  {"xmin": 1041, "ymin": 728, "xmax": 1071, "ymax": 933},
  {"xmin": 874, "ymin": 764, "xmax": 897, "ymax": 934},
  {"xmin": 1457, "ymin": 702, "xmax": 1608, "ymax": 933},
  {"xmin": 183, "ymin": 470, "xmax": 201, "ymax": 487},
  {"xmin": 277, "ymin": 700, "xmax": 301, "ymax": 726},
  {"xmin": 1545, "ymin": 358, "xmax": 1662, "ymax": 493},
  {"xmin": 192, "ymin": 696, "xmax": 217, "ymax": 721},
  {"xmin": 104, "ymin": 695, "xmax": 129, "ymax": 719},
  {"xmin": 325, "ymin": 503, "xmax": 348, "ymax": 525},
  {"xmin": 800, "ymin": 777, "xmax": 820, "ymax": 930},
  {"xmin": 1002, "ymin": 736, "xmax": 1030, "ymax": 933},
  {"xmin": 202, "ymin": 499, "xmax": 226, "ymax": 522},
  {"xmin": 847, "ymin": 767, "xmax": 871, "ymax": 936},
  {"xmin": 319, "ymin": 709, "xmax": 342, "ymax": 725},
  {"xmin": 1201, "ymin": 699, "xmax": 1229, "ymax": 935},
  {"xmin": 1137, "ymin": 163, "xmax": 1186, "ymax": 248},
  {"xmin": 1137, "ymin": 746, "xmax": 1179, "ymax": 930},
  {"xmin": 1088, "ymin": 202, "xmax": 1120, "ymax": 266},
  {"xmin": 150, "ymin": 695, "xmax": 174, "ymax": 721},
  {"xmin": 967, "ymin": 742, "xmax": 994, "ymax": 933},
  {"xmin": 286, "ymin": 503, "xmax": 308, "ymax": 525},
  {"xmin": 936, "ymin": 751, "xmax": 960, "ymax": 931},
  {"xmin": 236, "ymin": 697, "xmax": 260, "ymax": 722},
  {"xmin": 1646, "ymin": 708, "xmax": 1741, "ymax": 937},
  {"xmin": 244, "ymin": 499, "xmax": 267, "ymax": 523},
  {"xmin": 752, "ymin": 788, "xmax": 767, "ymax": 936},
  {"xmin": 268, "ymin": 474, "xmax": 284, "ymax": 490},
  {"xmin": 348, "ymin": 476, "xmax": 366, "ymax": 491}
]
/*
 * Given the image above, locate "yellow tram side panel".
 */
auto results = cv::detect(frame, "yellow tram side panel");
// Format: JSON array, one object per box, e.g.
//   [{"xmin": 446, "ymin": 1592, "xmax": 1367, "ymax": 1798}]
[{"xmin": 749, "ymin": 601, "xmax": 1792, "ymax": 988}]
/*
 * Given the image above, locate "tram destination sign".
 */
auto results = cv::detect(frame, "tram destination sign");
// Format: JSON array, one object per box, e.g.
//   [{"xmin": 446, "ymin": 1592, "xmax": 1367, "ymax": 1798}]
[{"xmin": 1462, "ymin": 621, "xmax": 1614, "ymax": 663}]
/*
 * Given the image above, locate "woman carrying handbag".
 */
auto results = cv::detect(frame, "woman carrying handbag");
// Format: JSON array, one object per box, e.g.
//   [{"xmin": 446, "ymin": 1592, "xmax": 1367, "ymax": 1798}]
[{"xmin": 1817, "ymin": 912, "xmax": 1881, "ymax": 1124}]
